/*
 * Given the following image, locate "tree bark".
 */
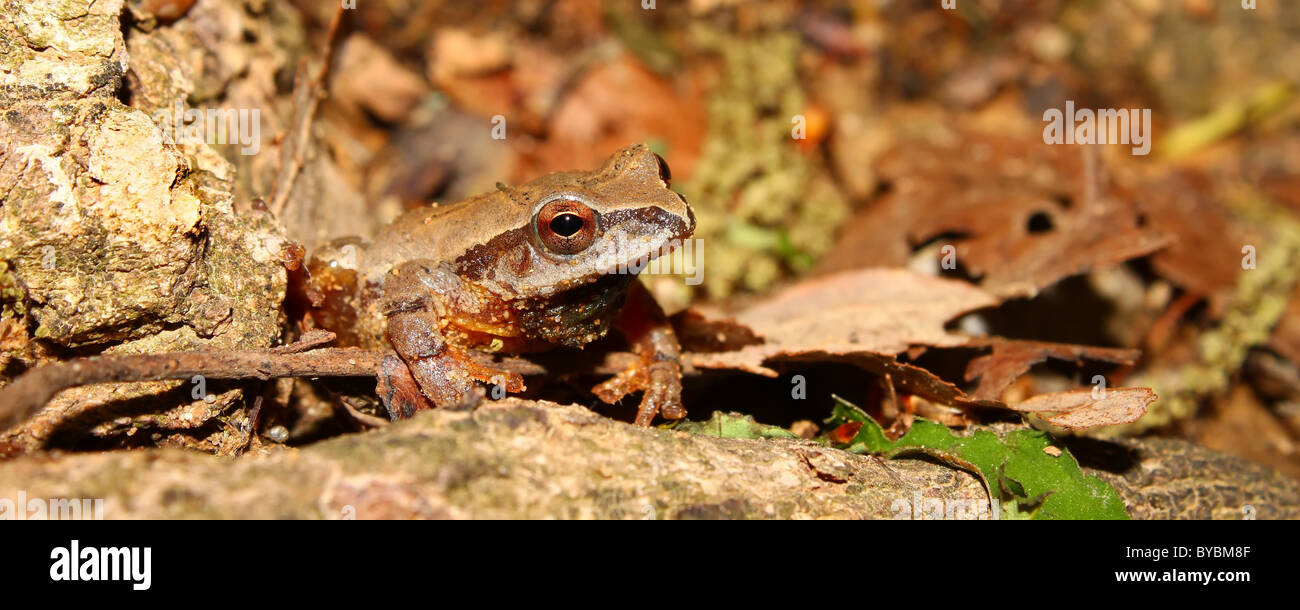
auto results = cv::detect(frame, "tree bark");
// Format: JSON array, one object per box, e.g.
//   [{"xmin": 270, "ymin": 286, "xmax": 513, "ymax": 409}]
[{"xmin": 1, "ymin": 399, "xmax": 1293, "ymax": 519}]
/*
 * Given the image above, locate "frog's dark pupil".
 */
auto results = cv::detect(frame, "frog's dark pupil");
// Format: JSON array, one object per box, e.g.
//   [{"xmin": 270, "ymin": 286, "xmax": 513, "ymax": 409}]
[{"xmin": 550, "ymin": 213, "xmax": 584, "ymax": 237}]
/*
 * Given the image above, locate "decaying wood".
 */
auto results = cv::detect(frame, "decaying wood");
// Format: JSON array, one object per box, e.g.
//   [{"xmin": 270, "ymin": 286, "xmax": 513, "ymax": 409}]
[
  {"xmin": 0, "ymin": 400, "xmax": 990, "ymax": 519},
  {"xmin": 0, "ymin": 0, "xmax": 293, "ymax": 454},
  {"xmin": 0, "ymin": 399, "xmax": 1292, "ymax": 519}
]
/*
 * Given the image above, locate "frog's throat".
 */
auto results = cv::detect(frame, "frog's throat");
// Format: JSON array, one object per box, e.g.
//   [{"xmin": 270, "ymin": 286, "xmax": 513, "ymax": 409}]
[{"xmin": 516, "ymin": 272, "xmax": 635, "ymax": 348}]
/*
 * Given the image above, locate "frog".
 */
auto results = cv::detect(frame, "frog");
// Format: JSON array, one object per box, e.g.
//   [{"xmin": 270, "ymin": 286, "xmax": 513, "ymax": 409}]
[{"xmin": 296, "ymin": 144, "xmax": 694, "ymax": 426}]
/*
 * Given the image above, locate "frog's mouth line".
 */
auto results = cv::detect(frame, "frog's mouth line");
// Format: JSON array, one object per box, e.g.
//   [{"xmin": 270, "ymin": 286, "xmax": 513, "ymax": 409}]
[
  {"xmin": 590, "ymin": 235, "xmax": 685, "ymax": 278},
  {"xmin": 558, "ymin": 272, "xmax": 636, "ymax": 322}
]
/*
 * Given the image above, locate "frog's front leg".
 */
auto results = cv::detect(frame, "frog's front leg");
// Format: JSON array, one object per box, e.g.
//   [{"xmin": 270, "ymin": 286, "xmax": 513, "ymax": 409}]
[
  {"xmin": 592, "ymin": 281, "xmax": 687, "ymax": 426},
  {"xmin": 380, "ymin": 262, "xmax": 524, "ymax": 418}
]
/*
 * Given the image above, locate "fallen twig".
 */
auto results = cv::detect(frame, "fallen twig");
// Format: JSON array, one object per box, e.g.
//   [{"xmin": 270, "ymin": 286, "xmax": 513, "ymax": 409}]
[
  {"xmin": 269, "ymin": 3, "xmax": 346, "ymax": 218},
  {"xmin": 0, "ymin": 340, "xmax": 386, "ymax": 432},
  {"xmin": 0, "ymin": 330, "xmax": 637, "ymax": 432},
  {"xmin": 338, "ymin": 395, "xmax": 392, "ymax": 428}
]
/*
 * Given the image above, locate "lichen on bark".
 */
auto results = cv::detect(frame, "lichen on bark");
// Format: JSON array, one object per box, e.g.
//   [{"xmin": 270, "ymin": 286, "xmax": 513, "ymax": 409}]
[{"xmin": 0, "ymin": 0, "xmax": 286, "ymax": 454}]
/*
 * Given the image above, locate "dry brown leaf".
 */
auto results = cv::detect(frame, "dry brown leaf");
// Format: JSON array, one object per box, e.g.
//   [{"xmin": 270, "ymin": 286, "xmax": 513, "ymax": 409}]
[
  {"xmin": 332, "ymin": 35, "xmax": 431, "ymax": 124},
  {"xmin": 773, "ymin": 350, "xmax": 1001, "ymax": 410},
  {"xmin": 1011, "ymin": 387, "xmax": 1155, "ymax": 430},
  {"xmin": 1130, "ymin": 165, "xmax": 1300, "ymax": 368},
  {"xmin": 428, "ymin": 34, "xmax": 569, "ymax": 135},
  {"xmin": 816, "ymin": 130, "xmax": 1169, "ymax": 298},
  {"xmin": 1131, "ymin": 145, "xmax": 1300, "ymax": 368},
  {"xmin": 429, "ymin": 28, "xmax": 512, "ymax": 82},
  {"xmin": 689, "ymin": 268, "xmax": 998, "ymax": 376},
  {"xmin": 519, "ymin": 54, "xmax": 706, "ymax": 181},
  {"xmin": 964, "ymin": 339, "xmax": 1141, "ymax": 401},
  {"xmin": 1134, "ymin": 170, "xmax": 1265, "ymax": 316},
  {"xmin": 671, "ymin": 308, "xmax": 763, "ymax": 353}
]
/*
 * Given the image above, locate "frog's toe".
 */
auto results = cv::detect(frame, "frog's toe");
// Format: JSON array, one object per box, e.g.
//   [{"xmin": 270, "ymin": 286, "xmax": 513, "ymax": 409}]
[
  {"xmin": 638, "ymin": 361, "xmax": 686, "ymax": 425},
  {"xmin": 592, "ymin": 367, "xmax": 638, "ymax": 404},
  {"xmin": 461, "ymin": 362, "xmax": 525, "ymax": 394}
]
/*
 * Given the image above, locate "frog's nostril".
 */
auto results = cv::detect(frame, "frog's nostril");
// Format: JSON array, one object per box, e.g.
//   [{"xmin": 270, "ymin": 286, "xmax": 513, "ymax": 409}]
[{"xmin": 550, "ymin": 213, "xmax": 584, "ymax": 237}]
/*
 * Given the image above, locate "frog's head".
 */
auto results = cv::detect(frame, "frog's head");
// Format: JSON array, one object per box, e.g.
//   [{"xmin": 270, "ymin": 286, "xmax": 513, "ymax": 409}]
[{"xmin": 457, "ymin": 144, "xmax": 696, "ymax": 302}]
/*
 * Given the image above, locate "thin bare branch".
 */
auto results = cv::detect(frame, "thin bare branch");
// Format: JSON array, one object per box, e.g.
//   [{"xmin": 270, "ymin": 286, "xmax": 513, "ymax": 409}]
[
  {"xmin": 0, "ymin": 332, "xmax": 639, "ymax": 432},
  {"xmin": 268, "ymin": 3, "xmax": 346, "ymax": 218},
  {"xmin": 0, "ymin": 343, "xmax": 386, "ymax": 432}
]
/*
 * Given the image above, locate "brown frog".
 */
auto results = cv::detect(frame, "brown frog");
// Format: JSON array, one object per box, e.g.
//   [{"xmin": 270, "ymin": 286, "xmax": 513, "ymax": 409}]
[{"xmin": 298, "ymin": 144, "xmax": 694, "ymax": 426}]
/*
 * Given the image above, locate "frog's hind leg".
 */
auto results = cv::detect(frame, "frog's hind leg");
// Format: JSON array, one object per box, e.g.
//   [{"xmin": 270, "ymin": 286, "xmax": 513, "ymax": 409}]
[
  {"xmin": 385, "ymin": 310, "xmax": 480, "ymax": 412},
  {"xmin": 382, "ymin": 261, "xmax": 525, "ymax": 414},
  {"xmin": 385, "ymin": 308, "xmax": 525, "ymax": 414}
]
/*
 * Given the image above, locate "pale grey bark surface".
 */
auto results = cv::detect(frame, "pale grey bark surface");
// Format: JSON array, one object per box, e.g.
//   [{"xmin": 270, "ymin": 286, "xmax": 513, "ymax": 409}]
[{"xmin": 1, "ymin": 399, "xmax": 1294, "ymax": 519}]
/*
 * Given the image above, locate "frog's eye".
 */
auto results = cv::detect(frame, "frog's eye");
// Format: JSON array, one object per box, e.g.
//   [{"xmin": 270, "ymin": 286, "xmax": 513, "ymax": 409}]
[
  {"xmin": 536, "ymin": 199, "xmax": 598, "ymax": 255},
  {"xmin": 653, "ymin": 153, "xmax": 671, "ymax": 186}
]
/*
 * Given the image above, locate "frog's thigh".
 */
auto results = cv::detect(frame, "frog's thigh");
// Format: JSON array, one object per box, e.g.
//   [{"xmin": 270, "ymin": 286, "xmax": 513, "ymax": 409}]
[
  {"xmin": 386, "ymin": 307, "xmax": 446, "ymax": 358},
  {"xmin": 383, "ymin": 260, "xmax": 466, "ymax": 358}
]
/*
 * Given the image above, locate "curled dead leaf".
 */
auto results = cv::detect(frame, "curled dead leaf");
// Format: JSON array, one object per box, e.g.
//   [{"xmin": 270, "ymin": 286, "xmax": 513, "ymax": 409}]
[
  {"xmin": 816, "ymin": 130, "xmax": 1169, "ymax": 298},
  {"xmin": 1012, "ymin": 387, "xmax": 1156, "ymax": 430},
  {"xmin": 690, "ymin": 268, "xmax": 998, "ymax": 376},
  {"xmin": 964, "ymin": 339, "xmax": 1141, "ymax": 401}
]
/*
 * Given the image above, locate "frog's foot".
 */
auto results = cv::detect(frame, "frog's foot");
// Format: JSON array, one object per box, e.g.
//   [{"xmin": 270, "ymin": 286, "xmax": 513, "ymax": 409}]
[
  {"xmin": 376, "ymin": 354, "xmax": 432, "ymax": 420},
  {"xmin": 593, "ymin": 357, "xmax": 686, "ymax": 426},
  {"xmin": 455, "ymin": 352, "xmax": 527, "ymax": 397}
]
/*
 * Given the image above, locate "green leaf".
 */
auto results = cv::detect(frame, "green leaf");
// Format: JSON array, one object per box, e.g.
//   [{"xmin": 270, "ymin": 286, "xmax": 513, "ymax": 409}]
[
  {"xmin": 825, "ymin": 396, "xmax": 1128, "ymax": 520},
  {"xmin": 674, "ymin": 411, "xmax": 799, "ymax": 440}
]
